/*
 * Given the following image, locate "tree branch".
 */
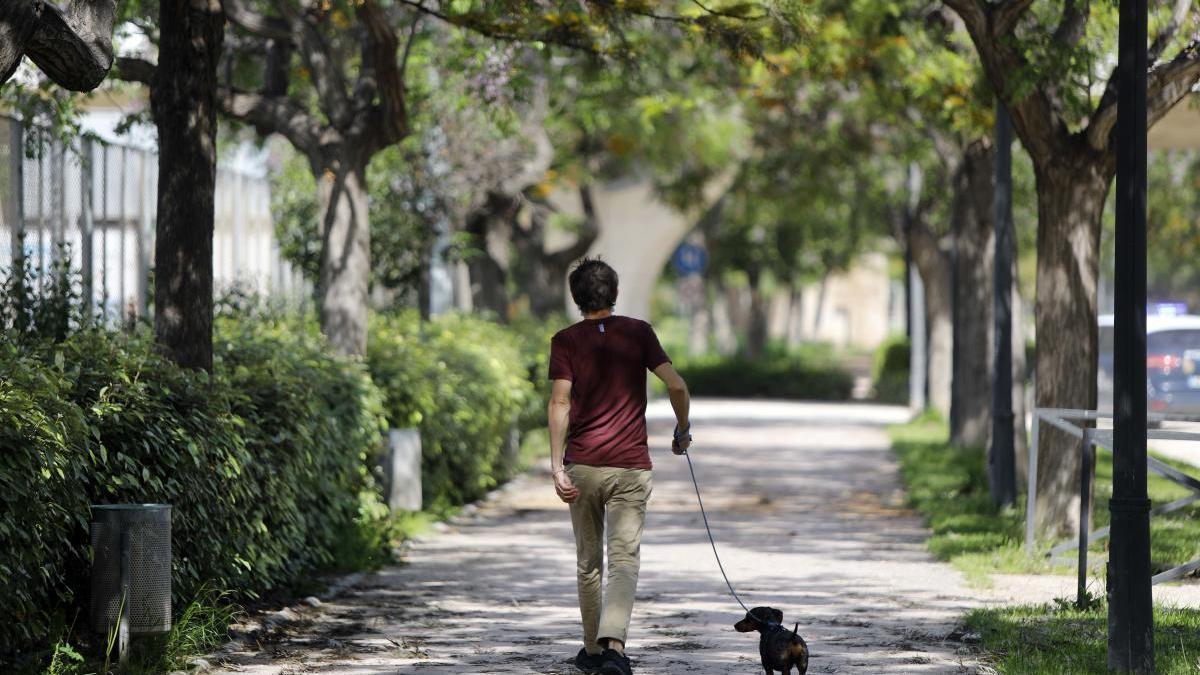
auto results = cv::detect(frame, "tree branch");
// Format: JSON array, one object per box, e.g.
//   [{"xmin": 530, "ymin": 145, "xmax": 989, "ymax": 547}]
[
  {"xmin": 274, "ymin": 3, "xmax": 354, "ymax": 130},
  {"xmin": 1085, "ymin": 64, "xmax": 1121, "ymax": 151},
  {"xmin": 226, "ymin": 0, "xmax": 291, "ymax": 42},
  {"xmin": 0, "ymin": 1, "xmax": 42, "ymax": 85},
  {"xmin": 354, "ymin": 0, "xmax": 408, "ymax": 154},
  {"xmin": 263, "ymin": 37, "xmax": 293, "ymax": 97},
  {"xmin": 395, "ymin": 0, "xmax": 603, "ymax": 55},
  {"xmin": 943, "ymin": 0, "xmax": 1066, "ymax": 163},
  {"xmin": 19, "ymin": 0, "xmax": 117, "ymax": 91},
  {"xmin": 115, "ymin": 55, "xmax": 156, "ymax": 85},
  {"xmin": 690, "ymin": 0, "xmax": 767, "ymax": 21},
  {"xmin": 545, "ymin": 183, "xmax": 600, "ymax": 264},
  {"xmin": 1087, "ymin": 38, "xmax": 1200, "ymax": 152},
  {"xmin": 993, "ymin": 0, "xmax": 1036, "ymax": 36},
  {"xmin": 1148, "ymin": 38, "xmax": 1200, "ymax": 125},
  {"xmin": 218, "ymin": 87, "xmax": 322, "ymax": 156},
  {"xmin": 398, "ymin": 13, "xmax": 422, "ymax": 87},
  {"xmin": 1051, "ymin": 0, "xmax": 1089, "ymax": 49},
  {"xmin": 117, "ymin": 41, "xmax": 323, "ymax": 161},
  {"xmin": 942, "ymin": 0, "xmax": 988, "ymax": 37},
  {"xmin": 1149, "ymin": 0, "xmax": 1193, "ymax": 65}
]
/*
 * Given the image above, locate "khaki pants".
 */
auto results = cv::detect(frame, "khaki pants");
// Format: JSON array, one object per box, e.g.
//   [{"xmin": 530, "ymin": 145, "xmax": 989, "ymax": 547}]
[{"xmin": 566, "ymin": 464, "xmax": 653, "ymax": 654}]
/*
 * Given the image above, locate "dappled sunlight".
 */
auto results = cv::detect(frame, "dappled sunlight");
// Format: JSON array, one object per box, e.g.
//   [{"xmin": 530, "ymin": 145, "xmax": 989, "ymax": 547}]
[{"xmin": 213, "ymin": 404, "xmax": 991, "ymax": 673}]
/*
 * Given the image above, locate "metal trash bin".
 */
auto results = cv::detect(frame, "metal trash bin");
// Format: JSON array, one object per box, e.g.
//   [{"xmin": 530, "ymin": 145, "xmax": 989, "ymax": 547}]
[{"xmin": 90, "ymin": 504, "xmax": 172, "ymax": 647}]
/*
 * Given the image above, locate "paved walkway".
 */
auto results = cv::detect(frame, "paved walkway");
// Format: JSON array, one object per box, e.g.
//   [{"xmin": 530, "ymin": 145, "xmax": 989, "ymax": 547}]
[{"xmin": 210, "ymin": 400, "xmax": 1167, "ymax": 674}]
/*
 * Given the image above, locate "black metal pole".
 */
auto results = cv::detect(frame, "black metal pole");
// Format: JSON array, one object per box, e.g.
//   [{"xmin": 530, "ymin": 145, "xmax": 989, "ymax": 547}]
[
  {"xmin": 1078, "ymin": 431, "xmax": 1094, "ymax": 609},
  {"xmin": 1108, "ymin": 0, "xmax": 1153, "ymax": 671},
  {"xmin": 990, "ymin": 102, "xmax": 1017, "ymax": 507}
]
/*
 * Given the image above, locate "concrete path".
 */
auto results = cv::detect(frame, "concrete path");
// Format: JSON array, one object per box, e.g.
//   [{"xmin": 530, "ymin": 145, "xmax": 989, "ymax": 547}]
[{"xmin": 209, "ymin": 400, "xmax": 1079, "ymax": 674}]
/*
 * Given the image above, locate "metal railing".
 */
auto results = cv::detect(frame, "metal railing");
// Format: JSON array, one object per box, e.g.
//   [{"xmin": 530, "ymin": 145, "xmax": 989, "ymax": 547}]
[
  {"xmin": 0, "ymin": 115, "xmax": 308, "ymax": 322},
  {"xmin": 1027, "ymin": 408, "xmax": 1200, "ymax": 605}
]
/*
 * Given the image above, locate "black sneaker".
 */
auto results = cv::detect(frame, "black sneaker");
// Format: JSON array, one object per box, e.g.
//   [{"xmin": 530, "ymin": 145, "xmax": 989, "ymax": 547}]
[
  {"xmin": 574, "ymin": 648, "xmax": 605, "ymax": 673},
  {"xmin": 598, "ymin": 648, "xmax": 633, "ymax": 675}
]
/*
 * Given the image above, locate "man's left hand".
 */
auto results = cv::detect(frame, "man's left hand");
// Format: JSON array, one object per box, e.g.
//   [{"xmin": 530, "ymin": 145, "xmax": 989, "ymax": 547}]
[{"xmin": 672, "ymin": 424, "xmax": 692, "ymax": 455}]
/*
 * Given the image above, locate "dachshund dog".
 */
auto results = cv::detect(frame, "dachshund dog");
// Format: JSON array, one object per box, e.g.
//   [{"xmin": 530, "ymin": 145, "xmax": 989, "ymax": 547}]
[{"xmin": 733, "ymin": 606, "xmax": 808, "ymax": 674}]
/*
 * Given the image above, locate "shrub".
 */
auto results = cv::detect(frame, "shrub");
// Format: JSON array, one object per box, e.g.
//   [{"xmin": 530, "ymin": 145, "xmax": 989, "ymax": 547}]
[
  {"xmin": 872, "ymin": 334, "xmax": 910, "ymax": 404},
  {"xmin": 367, "ymin": 311, "xmax": 535, "ymax": 511},
  {"xmin": 0, "ymin": 340, "xmax": 93, "ymax": 652},
  {"xmin": 675, "ymin": 350, "xmax": 854, "ymax": 401},
  {"xmin": 213, "ymin": 315, "xmax": 387, "ymax": 587},
  {"xmin": 0, "ymin": 317, "xmax": 387, "ymax": 662},
  {"xmin": 508, "ymin": 312, "xmax": 566, "ymax": 432}
]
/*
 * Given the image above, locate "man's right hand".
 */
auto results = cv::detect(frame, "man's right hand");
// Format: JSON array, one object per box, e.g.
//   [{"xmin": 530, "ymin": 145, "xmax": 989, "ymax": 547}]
[{"xmin": 553, "ymin": 469, "xmax": 579, "ymax": 503}]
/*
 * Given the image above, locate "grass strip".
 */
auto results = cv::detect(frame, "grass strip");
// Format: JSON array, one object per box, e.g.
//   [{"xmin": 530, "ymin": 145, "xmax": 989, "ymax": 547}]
[
  {"xmin": 890, "ymin": 415, "xmax": 1200, "ymax": 582},
  {"xmin": 892, "ymin": 416, "xmax": 1200, "ymax": 673},
  {"xmin": 964, "ymin": 601, "xmax": 1200, "ymax": 674}
]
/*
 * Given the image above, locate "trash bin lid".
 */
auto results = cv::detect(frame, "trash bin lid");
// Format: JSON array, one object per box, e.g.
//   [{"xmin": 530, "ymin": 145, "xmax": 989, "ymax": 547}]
[{"xmin": 91, "ymin": 503, "xmax": 172, "ymax": 525}]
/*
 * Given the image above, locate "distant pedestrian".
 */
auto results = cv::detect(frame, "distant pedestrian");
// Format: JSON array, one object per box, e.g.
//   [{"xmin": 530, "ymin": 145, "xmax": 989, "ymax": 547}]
[{"xmin": 547, "ymin": 257, "xmax": 693, "ymax": 675}]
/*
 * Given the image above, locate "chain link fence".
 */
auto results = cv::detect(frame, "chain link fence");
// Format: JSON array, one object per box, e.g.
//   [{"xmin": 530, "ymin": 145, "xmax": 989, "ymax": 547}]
[{"xmin": 0, "ymin": 115, "xmax": 307, "ymax": 323}]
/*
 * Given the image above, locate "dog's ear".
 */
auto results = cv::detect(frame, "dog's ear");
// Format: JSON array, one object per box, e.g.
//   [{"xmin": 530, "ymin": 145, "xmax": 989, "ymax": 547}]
[{"xmin": 771, "ymin": 608, "xmax": 784, "ymax": 624}]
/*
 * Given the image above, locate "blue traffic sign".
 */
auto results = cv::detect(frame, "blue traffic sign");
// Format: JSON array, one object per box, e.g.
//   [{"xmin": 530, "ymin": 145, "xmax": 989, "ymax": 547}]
[{"xmin": 672, "ymin": 243, "xmax": 708, "ymax": 277}]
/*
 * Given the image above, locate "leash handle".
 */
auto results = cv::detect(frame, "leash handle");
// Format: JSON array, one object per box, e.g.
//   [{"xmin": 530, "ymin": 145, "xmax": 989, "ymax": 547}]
[
  {"xmin": 673, "ymin": 423, "xmax": 692, "ymax": 455},
  {"xmin": 674, "ymin": 422, "xmax": 691, "ymax": 440}
]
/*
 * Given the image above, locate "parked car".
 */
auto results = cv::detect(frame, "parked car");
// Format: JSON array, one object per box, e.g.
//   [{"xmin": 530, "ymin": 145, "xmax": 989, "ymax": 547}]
[{"xmin": 1098, "ymin": 313, "xmax": 1200, "ymax": 416}]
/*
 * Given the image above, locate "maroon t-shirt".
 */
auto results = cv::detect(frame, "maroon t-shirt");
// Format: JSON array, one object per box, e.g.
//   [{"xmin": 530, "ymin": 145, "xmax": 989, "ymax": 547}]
[{"xmin": 548, "ymin": 315, "xmax": 671, "ymax": 470}]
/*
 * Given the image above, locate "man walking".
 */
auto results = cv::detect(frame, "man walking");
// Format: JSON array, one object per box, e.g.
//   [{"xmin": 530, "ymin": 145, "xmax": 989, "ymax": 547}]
[{"xmin": 548, "ymin": 258, "xmax": 692, "ymax": 675}]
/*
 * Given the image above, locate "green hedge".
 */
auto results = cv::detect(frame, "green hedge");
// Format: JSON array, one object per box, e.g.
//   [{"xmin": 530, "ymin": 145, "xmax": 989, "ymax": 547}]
[
  {"xmin": 872, "ymin": 334, "xmax": 910, "ymax": 404},
  {"xmin": 214, "ymin": 316, "xmax": 387, "ymax": 584},
  {"xmin": 508, "ymin": 313, "xmax": 564, "ymax": 432},
  {"xmin": 0, "ymin": 319, "xmax": 386, "ymax": 662},
  {"xmin": 2, "ymin": 301, "xmax": 543, "ymax": 663},
  {"xmin": 0, "ymin": 340, "xmax": 94, "ymax": 655},
  {"xmin": 675, "ymin": 350, "xmax": 854, "ymax": 401},
  {"xmin": 367, "ymin": 311, "xmax": 535, "ymax": 512}
]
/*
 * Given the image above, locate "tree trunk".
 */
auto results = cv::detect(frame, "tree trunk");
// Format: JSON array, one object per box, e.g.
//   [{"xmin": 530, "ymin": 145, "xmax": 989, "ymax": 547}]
[
  {"xmin": 1010, "ymin": 278, "xmax": 1030, "ymax": 485},
  {"xmin": 513, "ymin": 200, "xmax": 599, "ymax": 318},
  {"xmin": 417, "ymin": 229, "xmax": 433, "ymax": 321},
  {"xmin": 464, "ymin": 193, "xmax": 512, "ymax": 319},
  {"xmin": 314, "ymin": 153, "xmax": 371, "ymax": 356},
  {"xmin": 689, "ymin": 302, "xmax": 711, "ymax": 356},
  {"xmin": 810, "ymin": 271, "xmax": 829, "ymax": 339},
  {"xmin": 951, "ymin": 139, "xmax": 997, "ymax": 447},
  {"xmin": 926, "ymin": 271, "xmax": 953, "ymax": 419},
  {"xmin": 711, "ymin": 281, "xmax": 738, "ymax": 356},
  {"xmin": 745, "ymin": 268, "xmax": 768, "ymax": 358},
  {"xmin": 787, "ymin": 285, "xmax": 804, "ymax": 346},
  {"xmin": 726, "ymin": 283, "xmax": 750, "ymax": 347},
  {"xmin": 151, "ymin": 0, "xmax": 223, "ymax": 372},
  {"xmin": 908, "ymin": 226, "xmax": 953, "ymax": 418},
  {"xmin": 1032, "ymin": 155, "xmax": 1114, "ymax": 539}
]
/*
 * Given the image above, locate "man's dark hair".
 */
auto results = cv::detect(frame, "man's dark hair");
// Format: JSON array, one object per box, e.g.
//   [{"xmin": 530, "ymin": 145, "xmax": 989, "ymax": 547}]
[{"xmin": 569, "ymin": 257, "xmax": 618, "ymax": 314}]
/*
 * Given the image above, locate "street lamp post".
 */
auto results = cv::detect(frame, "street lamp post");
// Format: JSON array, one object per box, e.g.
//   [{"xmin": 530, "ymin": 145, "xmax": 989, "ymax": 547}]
[{"xmin": 1108, "ymin": 0, "xmax": 1153, "ymax": 671}]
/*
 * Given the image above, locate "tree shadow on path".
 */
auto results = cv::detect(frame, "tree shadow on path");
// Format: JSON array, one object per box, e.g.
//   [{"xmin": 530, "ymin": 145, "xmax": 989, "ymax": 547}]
[{"xmin": 214, "ymin": 403, "xmax": 985, "ymax": 674}]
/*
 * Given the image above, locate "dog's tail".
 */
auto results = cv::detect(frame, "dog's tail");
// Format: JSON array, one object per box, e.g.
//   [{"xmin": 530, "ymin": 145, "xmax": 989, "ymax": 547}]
[{"xmin": 791, "ymin": 622, "xmax": 799, "ymax": 640}]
